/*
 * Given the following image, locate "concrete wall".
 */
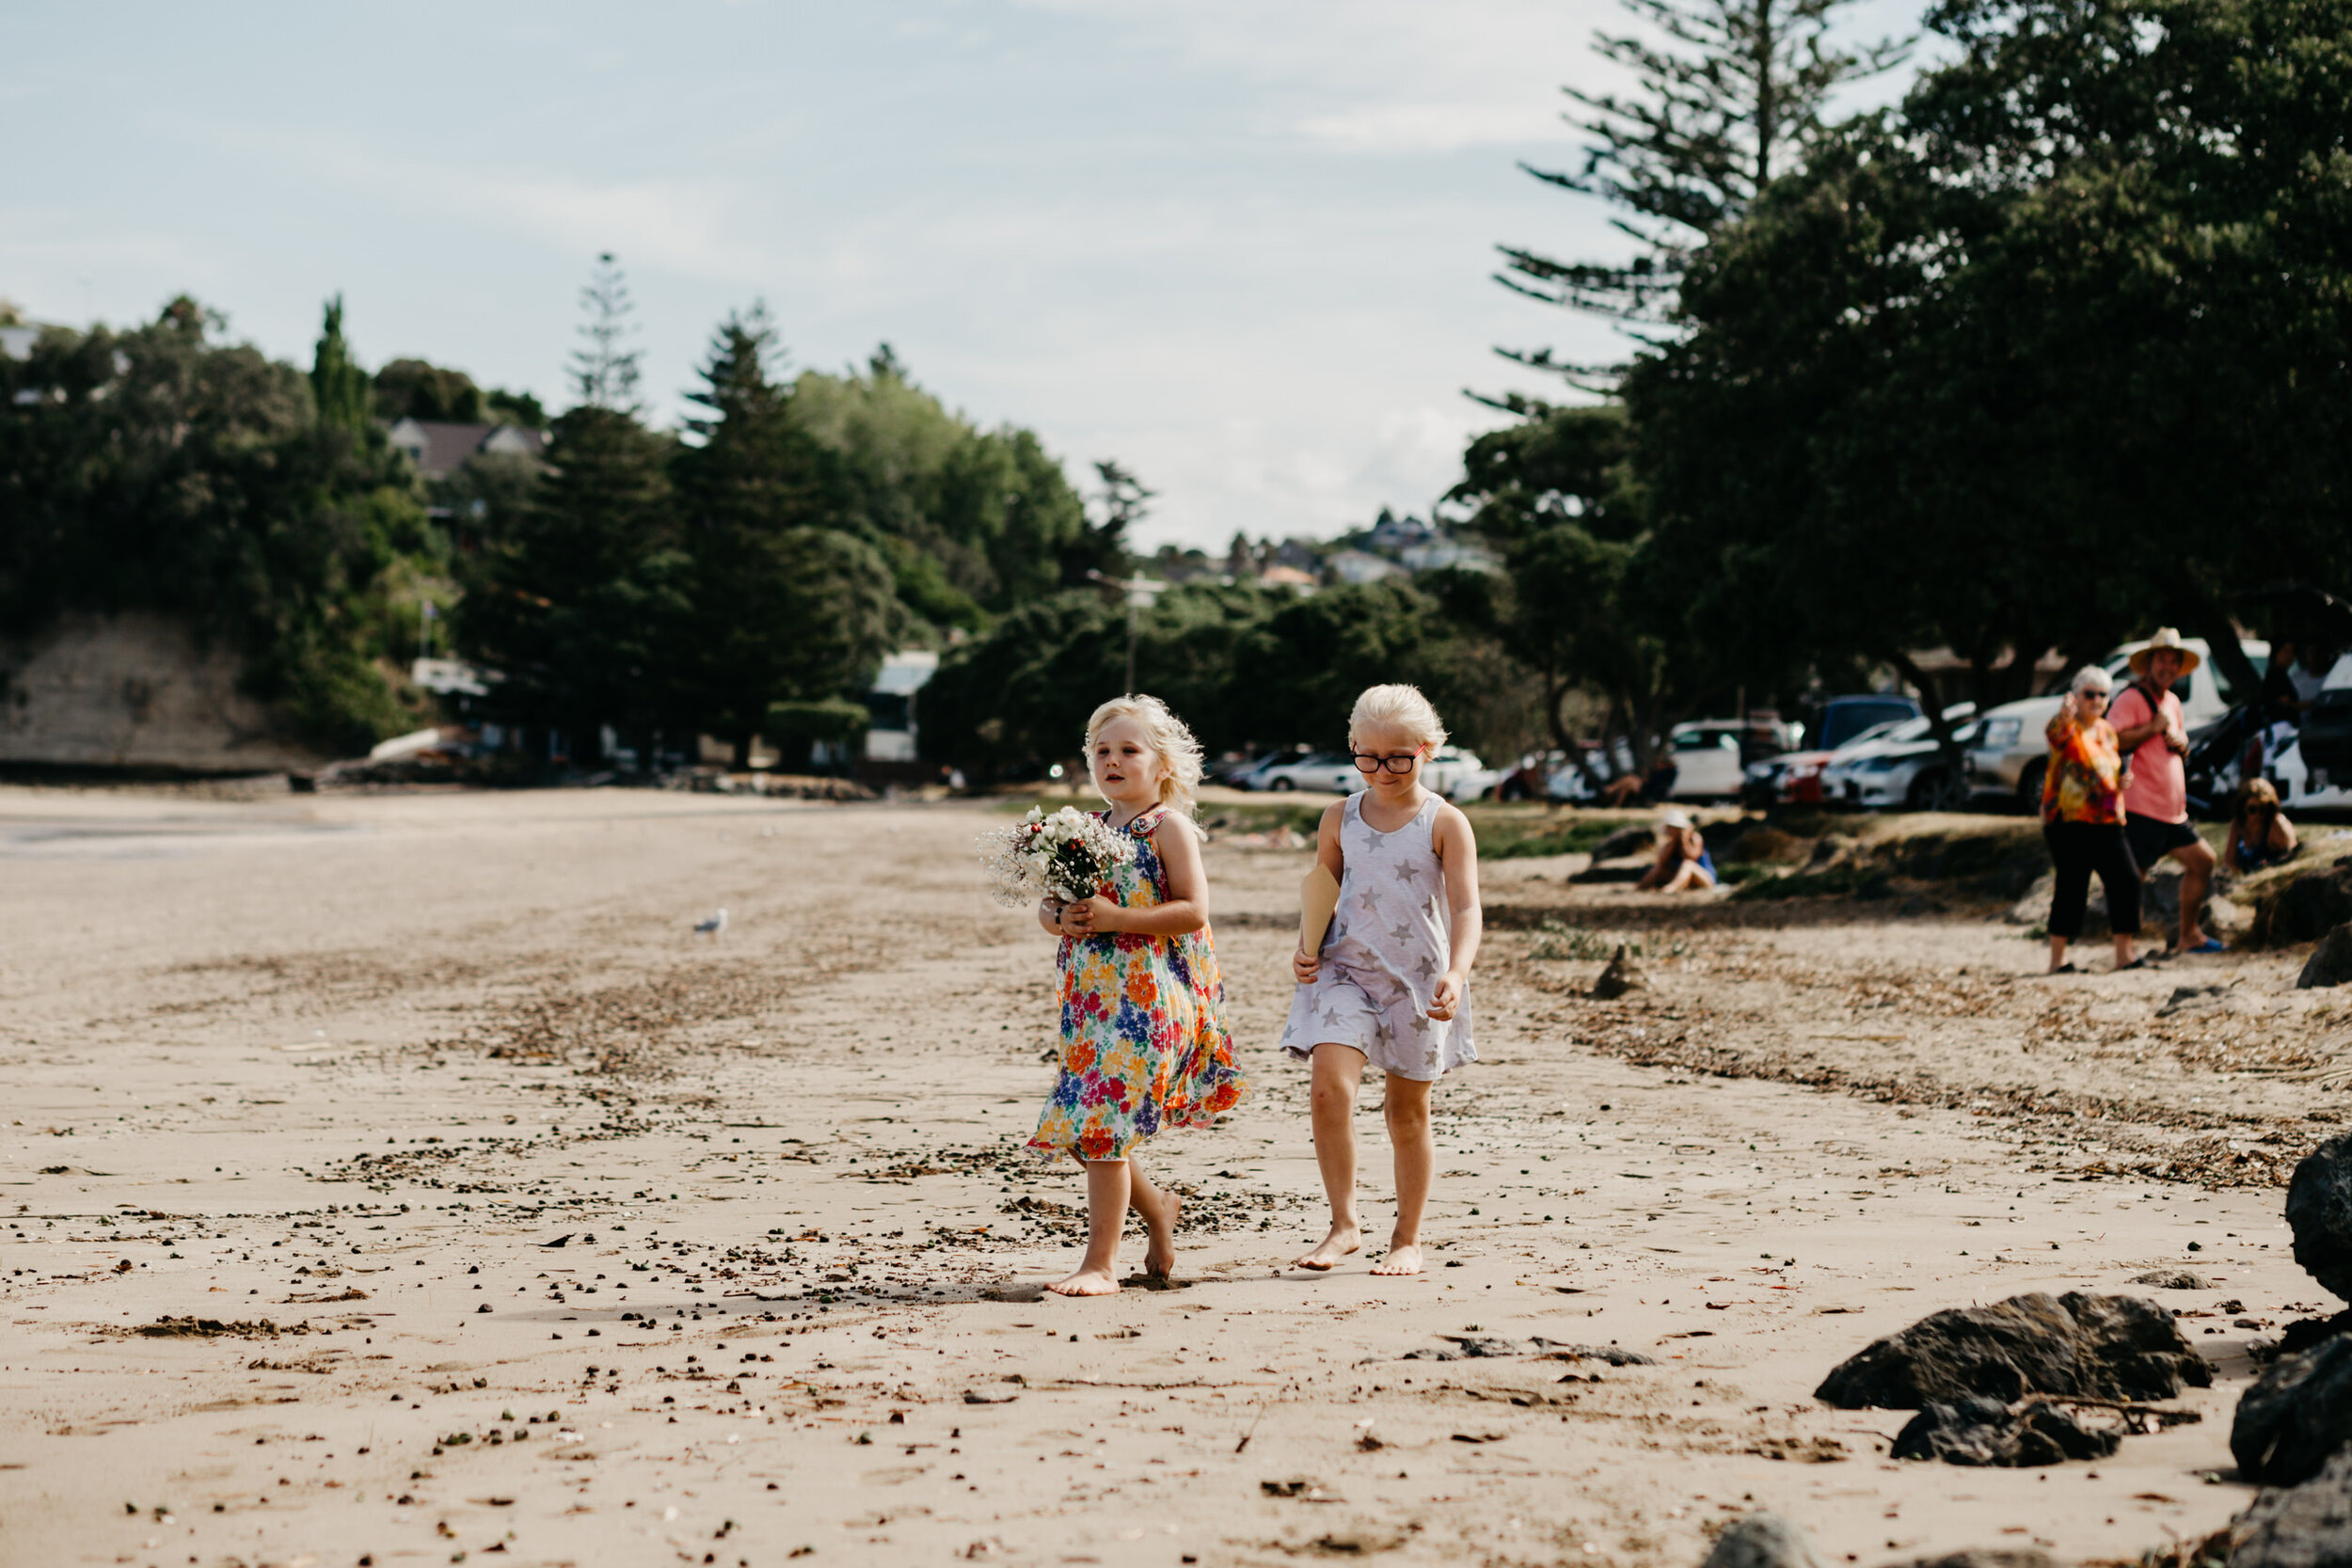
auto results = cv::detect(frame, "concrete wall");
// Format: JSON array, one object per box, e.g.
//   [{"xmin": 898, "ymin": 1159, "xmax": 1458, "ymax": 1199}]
[{"xmin": 0, "ymin": 612, "xmax": 324, "ymax": 772}]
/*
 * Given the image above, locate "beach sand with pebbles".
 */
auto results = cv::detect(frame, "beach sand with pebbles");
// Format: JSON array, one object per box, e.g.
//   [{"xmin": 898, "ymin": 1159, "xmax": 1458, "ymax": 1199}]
[{"xmin": 3, "ymin": 784, "xmax": 2346, "ymax": 1568}]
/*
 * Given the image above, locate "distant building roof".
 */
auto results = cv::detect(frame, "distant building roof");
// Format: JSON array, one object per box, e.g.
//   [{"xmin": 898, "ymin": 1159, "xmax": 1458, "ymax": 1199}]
[
  {"xmin": 387, "ymin": 418, "xmax": 548, "ymax": 481},
  {"xmin": 1259, "ymin": 564, "xmax": 1319, "ymax": 592}
]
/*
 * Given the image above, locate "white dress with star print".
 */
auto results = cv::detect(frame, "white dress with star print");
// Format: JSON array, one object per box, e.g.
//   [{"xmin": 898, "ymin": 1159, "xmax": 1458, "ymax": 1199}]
[{"xmin": 1279, "ymin": 791, "xmax": 1474, "ymax": 1082}]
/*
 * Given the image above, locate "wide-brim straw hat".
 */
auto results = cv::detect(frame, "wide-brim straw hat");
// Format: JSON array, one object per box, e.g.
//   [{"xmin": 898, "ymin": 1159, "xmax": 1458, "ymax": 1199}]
[
  {"xmin": 1659, "ymin": 807, "xmax": 1694, "ymax": 831},
  {"xmin": 2128, "ymin": 627, "xmax": 2202, "ymax": 676}
]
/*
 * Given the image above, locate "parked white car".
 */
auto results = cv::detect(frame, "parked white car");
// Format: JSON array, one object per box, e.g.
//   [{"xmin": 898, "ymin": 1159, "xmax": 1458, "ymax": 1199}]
[
  {"xmin": 1819, "ymin": 706, "xmax": 1979, "ymax": 811},
  {"xmin": 1422, "ymin": 745, "xmax": 1496, "ymax": 801},
  {"xmin": 1965, "ymin": 636, "xmax": 2267, "ymax": 810},
  {"xmin": 1253, "ymin": 744, "xmax": 1493, "ymax": 799},
  {"xmin": 2272, "ymin": 651, "xmax": 2352, "ymax": 810},
  {"xmin": 1662, "ymin": 723, "xmax": 1746, "ymax": 800},
  {"xmin": 1253, "ymin": 752, "xmax": 1360, "ymax": 793}
]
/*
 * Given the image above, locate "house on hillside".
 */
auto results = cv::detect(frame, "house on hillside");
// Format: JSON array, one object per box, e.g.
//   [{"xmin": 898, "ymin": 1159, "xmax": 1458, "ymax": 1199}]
[
  {"xmin": 1327, "ymin": 548, "xmax": 1400, "ymax": 586},
  {"xmin": 386, "ymin": 419, "xmax": 548, "ymax": 482},
  {"xmin": 864, "ymin": 649, "xmax": 940, "ymax": 765}
]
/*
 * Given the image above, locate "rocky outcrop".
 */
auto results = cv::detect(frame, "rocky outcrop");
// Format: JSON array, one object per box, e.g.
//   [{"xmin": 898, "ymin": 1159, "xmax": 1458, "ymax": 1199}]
[
  {"xmin": 2233, "ymin": 1337, "xmax": 2352, "ymax": 1486},
  {"xmin": 0, "ymin": 611, "xmax": 322, "ymax": 772},
  {"xmin": 2286, "ymin": 1139, "xmax": 2352, "ymax": 1303},
  {"xmin": 2228, "ymin": 1445, "xmax": 2352, "ymax": 1568}
]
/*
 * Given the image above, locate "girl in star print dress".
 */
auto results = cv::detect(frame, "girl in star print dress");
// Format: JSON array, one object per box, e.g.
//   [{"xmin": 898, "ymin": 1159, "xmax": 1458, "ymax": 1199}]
[
  {"xmin": 1027, "ymin": 694, "xmax": 1247, "ymax": 1297},
  {"xmin": 1280, "ymin": 683, "xmax": 1484, "ymax": 1278}
]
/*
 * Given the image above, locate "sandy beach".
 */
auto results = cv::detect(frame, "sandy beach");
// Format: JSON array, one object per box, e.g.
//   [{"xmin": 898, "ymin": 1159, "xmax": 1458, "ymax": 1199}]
[{"xmin": 2, "ymin": 784, "xmax": 2340, "ymax": 1568}]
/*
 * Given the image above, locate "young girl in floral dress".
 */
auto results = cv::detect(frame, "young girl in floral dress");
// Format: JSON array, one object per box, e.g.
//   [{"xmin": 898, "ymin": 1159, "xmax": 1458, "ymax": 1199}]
[{"xmin": 1028, "ymin": 695, "xmax": 1247, "ymax": 1296}]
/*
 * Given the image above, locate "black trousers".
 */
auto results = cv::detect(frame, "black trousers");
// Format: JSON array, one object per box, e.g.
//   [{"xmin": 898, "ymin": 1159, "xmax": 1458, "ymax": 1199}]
[{"xmin": 2043, "ymin": 820, "xmax": 2141, "ymax": 940}]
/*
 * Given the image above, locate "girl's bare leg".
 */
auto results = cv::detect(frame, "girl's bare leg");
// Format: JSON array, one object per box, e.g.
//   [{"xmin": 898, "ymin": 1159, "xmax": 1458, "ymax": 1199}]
[
  {"xmin": 1127, "ymin": 1157, "xmax": 1182, "ymax": 1278},
  {"xmin": 1048, "ymin": 1159, "xmax": 1129, "ymax": 1296},
  {"xmin": 1374, "ymin": 1074, "xmax": 1433, "ymax": 1275},
  {"xmin": 1296, "ymin": 1043, "xmax": 1366, "ymax": 1270},
  {"xmin": 2047, "ymin": 934, "xmax": 2070, "ymax": 973}
]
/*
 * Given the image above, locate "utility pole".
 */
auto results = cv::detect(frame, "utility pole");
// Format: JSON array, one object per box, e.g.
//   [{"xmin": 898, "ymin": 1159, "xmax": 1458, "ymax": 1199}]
[{"xmin": 1087, "ymin": 570, "xmax": 1166, "ymax": 693}]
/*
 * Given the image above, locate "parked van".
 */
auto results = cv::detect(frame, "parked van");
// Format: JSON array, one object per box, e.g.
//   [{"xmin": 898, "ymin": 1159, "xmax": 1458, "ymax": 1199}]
[{"xmin": 1964, "ymin": 636, "xmax": 2267, "ymax": 810}]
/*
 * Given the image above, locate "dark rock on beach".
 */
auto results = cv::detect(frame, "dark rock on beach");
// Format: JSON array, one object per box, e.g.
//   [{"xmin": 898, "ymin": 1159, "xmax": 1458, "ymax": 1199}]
[
  {"xmin": 2227, "ymin": 1446, "xmax": 2352, "ymax": 1568},
  {"xmin": 1890, "ymin": 1393, "xmax": 2121, "ymax": 1466},
  {"xmin": 2233, "ymin": 1336, "xmax": 2352, "ymax": 1487},
  {"xmin": 1882, "ymin": 1554, "xmax": 2056, "ymax": 1568},
  {"xmin": 2254, "ymin": 865, "xmax": 2352, "ymax": 948},
  {"xmin": 1701, "ymin": 1513, "xmax": 1824, "ymax": 1568},
  {"xmin": 1816, "ymin": 1291, "xmax": 2210, "ymax": 1409},
  {"xmin": 1591, "ymin": 944, "xmax": 1647, "ymax": 1000},
  {"xmin": 2302, "ymin": 925, "xmax": 2352, "ymax": 990},
  {"xmin": 2288, "ymin": 1138, "xmax": 2352, "ymax": 1303}
]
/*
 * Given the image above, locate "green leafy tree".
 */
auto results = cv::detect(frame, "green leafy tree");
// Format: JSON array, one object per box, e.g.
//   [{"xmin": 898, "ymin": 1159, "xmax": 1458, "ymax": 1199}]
[
  {"xmin": 373, "ymin": 357, "xmax": 486, "ymax": 423},
  {"xmin": 0, "ymin": 298, "xmax": 436, "ymax": 752},
  {"xmin": 787, "ymin": 348, "xmax": 1099, "ymax": 618}
]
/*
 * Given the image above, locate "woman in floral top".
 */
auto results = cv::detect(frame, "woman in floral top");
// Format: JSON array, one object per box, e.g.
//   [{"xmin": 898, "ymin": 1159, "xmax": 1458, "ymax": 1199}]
[{"xmin": 2041, "ymin": 665, "xmax": 2142, "ymax": 973}]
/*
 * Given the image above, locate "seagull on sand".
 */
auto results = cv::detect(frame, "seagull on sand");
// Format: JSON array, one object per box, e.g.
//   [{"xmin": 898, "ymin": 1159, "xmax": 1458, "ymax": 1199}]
[{"xmin": 693, "ymin": 908, "xmax": 728, "ymax": 938}]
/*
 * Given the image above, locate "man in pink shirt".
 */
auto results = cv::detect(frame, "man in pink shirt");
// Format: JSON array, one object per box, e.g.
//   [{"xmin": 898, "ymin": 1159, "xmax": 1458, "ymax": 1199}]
[{"xmin": 2108, "ymin": 629, "xmax": 2220, "ymax": 953}]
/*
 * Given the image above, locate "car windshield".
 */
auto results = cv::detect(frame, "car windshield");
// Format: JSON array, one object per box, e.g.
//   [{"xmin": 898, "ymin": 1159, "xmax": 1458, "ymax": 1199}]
[
  {"xmin": 1819, "ymin": 703, "xmax": 1916, "ymax": 749},
  {"xmin": 1672, "ymin": 730, "xmax": 1735, "ymax": 751}
]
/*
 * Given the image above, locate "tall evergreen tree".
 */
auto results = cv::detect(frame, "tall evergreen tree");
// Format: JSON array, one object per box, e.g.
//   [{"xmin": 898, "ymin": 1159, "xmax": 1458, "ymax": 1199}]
[
  {"xmin": 457, "ymin": 259, "xmax": 679, "ymax": 763},
  {"xmin": 570, "ymin": 252, "xmax": 643, "ymax": 414},
  {"xmin": 310, "ymin": 294, "xmax": 371, "ymax": 434},
  {"xmin": 1499, "ymin": 0, "xmax": 1907, "ymax": 331},
  {"xmin": 673, "ymin": 307, "xmax": 896, "ymax": 765}
]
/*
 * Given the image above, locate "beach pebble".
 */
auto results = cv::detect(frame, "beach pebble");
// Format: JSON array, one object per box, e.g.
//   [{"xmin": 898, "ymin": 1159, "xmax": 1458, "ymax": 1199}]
[
  {"xmin": 2133, "ymin": 1270, "xmax": 2216, "ymax": 1290},
  {"xmin": 1700, "ymin": 1512, "xmax": 1823, "ymax": 1568}
]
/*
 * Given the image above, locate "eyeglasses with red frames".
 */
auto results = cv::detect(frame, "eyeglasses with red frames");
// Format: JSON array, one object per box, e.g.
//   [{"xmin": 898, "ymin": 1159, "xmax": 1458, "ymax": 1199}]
[{"xmin": 1352, "ymin": 752, "xmax": 1422, "ymax": 775}]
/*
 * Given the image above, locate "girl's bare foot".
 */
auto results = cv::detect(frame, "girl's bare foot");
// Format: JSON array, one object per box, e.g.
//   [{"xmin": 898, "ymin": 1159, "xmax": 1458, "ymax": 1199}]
[
  {"xmin": 1295, "ymin": 1223, "xmax": 1361, "ymax": 1271},
  {"xmin": 1047, "ymin": 1266, "xmax": 1120, "ymax": 1297},
  {"xmin": 1141, "ymin": 1193, "xmax": 1182, "ymax": 1278},
  {"xmin": 1370, "ymin": 1243, "xmax": 1422, "ymax": 1276}
]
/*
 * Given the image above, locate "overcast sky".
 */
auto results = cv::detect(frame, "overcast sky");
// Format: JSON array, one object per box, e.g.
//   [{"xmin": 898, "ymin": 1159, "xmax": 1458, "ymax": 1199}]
[{"xmin": 2, "ymin": 1, "xmax": 1925, "ymax": 552}]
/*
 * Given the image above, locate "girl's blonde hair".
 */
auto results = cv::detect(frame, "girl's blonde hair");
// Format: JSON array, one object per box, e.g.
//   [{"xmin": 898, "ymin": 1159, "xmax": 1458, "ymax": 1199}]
[
  {"xmin": 1084, "ymin": 693, "xmax": 1205, "ymax": 816},
  {"xmin": 1348, "ymin": 683, "xmax": 1448, "ymax": 751}
]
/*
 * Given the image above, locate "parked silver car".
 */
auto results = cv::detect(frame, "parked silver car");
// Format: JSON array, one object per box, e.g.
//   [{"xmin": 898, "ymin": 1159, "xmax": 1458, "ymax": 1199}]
[{"xmin": 1819, "ymin": 707, "xmax": 1978, "ymax": 810}]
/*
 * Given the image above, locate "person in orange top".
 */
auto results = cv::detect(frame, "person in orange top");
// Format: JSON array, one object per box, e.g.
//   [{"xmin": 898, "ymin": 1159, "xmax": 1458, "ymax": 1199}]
[{"xmin": 2041, "ymin": 665, "xmax": 2142, "ymax": 974}]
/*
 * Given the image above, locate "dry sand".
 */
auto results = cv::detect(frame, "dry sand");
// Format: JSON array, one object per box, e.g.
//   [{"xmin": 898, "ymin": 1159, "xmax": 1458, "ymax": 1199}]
[{"xmin": 2, "ymin": 784, "xmax": 2344, "ymax": 1568}]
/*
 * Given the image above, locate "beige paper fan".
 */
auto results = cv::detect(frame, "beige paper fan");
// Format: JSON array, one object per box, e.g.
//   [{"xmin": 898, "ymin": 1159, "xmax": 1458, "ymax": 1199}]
[{"xmin": 1299, "ymin": 863, "xmax": 1341, "ymax": 956}]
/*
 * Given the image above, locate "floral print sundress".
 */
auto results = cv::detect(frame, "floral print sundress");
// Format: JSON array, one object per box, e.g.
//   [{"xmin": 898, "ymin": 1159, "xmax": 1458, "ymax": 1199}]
[{"xmin": 1026, "ymin": 806, "xmax": 1248, "ymax": 1163}]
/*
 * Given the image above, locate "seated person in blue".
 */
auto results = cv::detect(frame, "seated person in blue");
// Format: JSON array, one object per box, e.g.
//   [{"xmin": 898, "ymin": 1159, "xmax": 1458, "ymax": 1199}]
[
  {"xmin": 1638, "ymin": 807, "xmax": 1717, "ymax": 893},
  {"xmin": 2224, "ymin": 779, "xmax": 2297, "ymax": 873}
]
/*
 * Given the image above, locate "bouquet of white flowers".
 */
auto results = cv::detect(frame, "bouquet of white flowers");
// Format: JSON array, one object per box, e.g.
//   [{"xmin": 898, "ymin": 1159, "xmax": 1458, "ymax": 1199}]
[{"xmin": 980, "ymin": 805, "xmax": 1136, "ymax": 909}]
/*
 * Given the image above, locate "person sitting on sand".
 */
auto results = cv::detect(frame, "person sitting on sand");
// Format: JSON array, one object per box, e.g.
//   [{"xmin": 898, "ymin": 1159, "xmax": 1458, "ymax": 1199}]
[
  {"xmin": 2224, "ymin": 778, "xmax": 2297, "ymax": 874},
  {"xmin": 1282, "ymin": 683, "xmax": 1483, "ymax": 1277},
  {"xmin": 1030, "ymin": 695, "xmax": 1248, "ymax": 1296},
  {"xmin": 2041, "ymin": 665, "xmax": 2141, "ymax": 974},
  {"xmin": 1636, "ymin": 807, "xmax": 1716, "ymax": 893}
]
